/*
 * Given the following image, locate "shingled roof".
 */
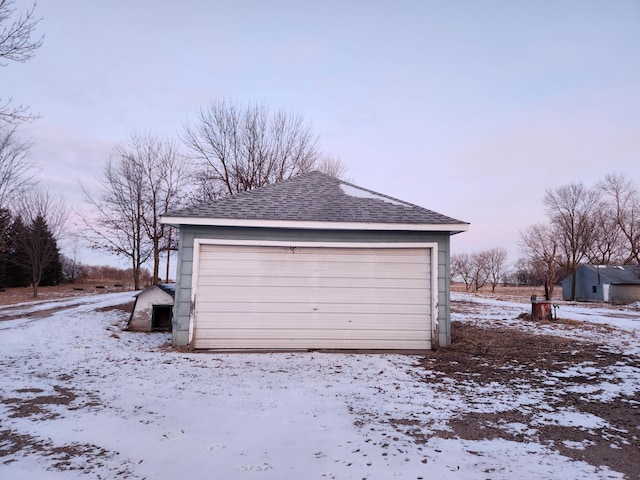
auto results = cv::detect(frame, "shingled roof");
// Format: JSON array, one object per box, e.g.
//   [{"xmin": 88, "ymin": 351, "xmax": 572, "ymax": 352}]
[{"xmin": 163, "ymin": 171, "xmax": 468, "ymax": 232}]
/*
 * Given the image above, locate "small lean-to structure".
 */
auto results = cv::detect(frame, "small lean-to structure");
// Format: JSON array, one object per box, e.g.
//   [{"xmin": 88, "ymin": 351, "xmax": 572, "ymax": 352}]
[{"xmin": 128, "ymin": 284, "xmax": 175, "ymax": 332}]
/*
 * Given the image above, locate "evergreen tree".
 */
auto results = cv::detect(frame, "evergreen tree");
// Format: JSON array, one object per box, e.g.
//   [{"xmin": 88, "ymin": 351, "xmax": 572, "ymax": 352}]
[
  {"xmin": 20, "ymin": 214, "xmax": 60, "ymax": 296},
  {"xmin": 0, "ymin": 209, "xmax": 63, "ymax": 291},
  {"xmin": 3, "ymin": 214, "xmax": 30, "ymax": 287},
  {"xmin": 41, "ymin": 235, "xmax": 62, "ymax": 286}
]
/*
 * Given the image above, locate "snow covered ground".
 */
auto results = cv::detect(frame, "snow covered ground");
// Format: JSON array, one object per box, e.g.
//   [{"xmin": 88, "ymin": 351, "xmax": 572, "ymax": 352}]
[{"xmin": 0, "ymin": 292, "xmax": 639, "ymax": 479}]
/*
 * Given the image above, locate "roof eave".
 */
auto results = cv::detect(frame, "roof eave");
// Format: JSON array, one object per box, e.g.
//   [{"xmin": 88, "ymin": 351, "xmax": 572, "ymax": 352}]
[{"xmin": 160, "ymin": 215, "xmax": 470, "ymax": 233}]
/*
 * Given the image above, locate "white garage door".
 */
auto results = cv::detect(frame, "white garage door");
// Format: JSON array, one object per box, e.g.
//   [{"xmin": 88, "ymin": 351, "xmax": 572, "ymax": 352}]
[{"xmin": 192, "ymin": 243, "xmax": 433, "ymax": 350}]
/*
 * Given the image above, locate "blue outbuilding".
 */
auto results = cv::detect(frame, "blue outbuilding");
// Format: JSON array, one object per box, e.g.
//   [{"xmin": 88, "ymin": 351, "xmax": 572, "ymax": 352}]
[{"xmin": 562, "ymin": 265, "xmax": 640, "ymax": 304}]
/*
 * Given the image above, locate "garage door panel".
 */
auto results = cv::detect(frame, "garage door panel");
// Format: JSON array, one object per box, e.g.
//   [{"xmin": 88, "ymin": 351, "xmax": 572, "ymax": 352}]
[
  {"xmin": 194, "ymin": 338, "xmax": 428, "ymax": 350},
  {"xmin": 192, "ymin": 313, "xmax": 425, "ymax": 332},
  {"xmin": 197, "ymin": 286, "xmax": 429, "ymax": 304},
  {"xmin": 193, "ymin": 244, "xmax": 432, "ymax": 350},
  {"xmin": 192, "ymin": 312, "xmax": 429, "ymax": 327},
  {"xmin": 196, "ymin": 302, "xmax": 429, "ymax": 315},
  {"xmin": 198, "ymin": 262, "xmax": 428, "ymax": 280},
  {"xmin": 198, "ymin": 269, "xmax": 429, "ymax": 284},
  {"xmin": 193, "ymin": 329, "xmax": 430, "ymax": 350},
  {"xmin": 197, "ymin": 326, "xmax": 430, "ymax": 336},
  {"xmin": 200, "ymin": 246, "xmax": 427, "ymax": 262},
  {"xmin": 199, "ymin": 254, "xmax": 428, "ymax": 276}
]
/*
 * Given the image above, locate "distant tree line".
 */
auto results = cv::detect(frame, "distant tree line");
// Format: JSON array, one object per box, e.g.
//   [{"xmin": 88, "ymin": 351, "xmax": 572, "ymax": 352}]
[
  {"xmin": 0, "ymin": 209, "xmax": 153, "ymax": 291},
  {"xmin": 450, "ymin": 248, "xmax": 509, "ymax": 293},
  {"xmin": 452, "ymin": 173, "xmax": 639, "ymax": 301},
  {"xmin": 60, "ymin": 257, "xmax": 152, "ymax": 287}
]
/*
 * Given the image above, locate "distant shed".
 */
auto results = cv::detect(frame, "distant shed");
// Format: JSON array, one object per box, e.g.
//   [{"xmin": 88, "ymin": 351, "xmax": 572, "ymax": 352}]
[
  {"xmin": 128, "ymin": 284, "xmax": 175, "ymax": 332},
  {"xmin": 562, "ymin": 265, "xmax": 640, "ymax": 304}
]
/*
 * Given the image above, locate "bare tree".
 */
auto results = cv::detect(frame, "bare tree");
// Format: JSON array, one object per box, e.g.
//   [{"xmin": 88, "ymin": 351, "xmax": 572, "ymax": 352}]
[
  {"xmin": 82, "ymin": 133, "xmax": 189, "ymax": 288},
  {"xmin": 543, "ymin": 182, "xmax": 600, "ymax": 300},
  {"xmin": 1, "ymin": 0, "xmax": 43, "ymax": 124},
  {"xmin": 14, "ymin": 187, "xmax": 66, "ymax": 297},
  {"xmin": 317, "ymin": 154, "xmax": 348, "ymax": 178},
  {"xmin": 507, "ymin": 257, "xmax": 547, "ymax": 287},
  {"xmin": 451, "ymin": 252, "xmax": 473, "ymax": 291},
  {"xmin": 60, "ymin": 234, "xmax": 81, "ymax": 283},
  {"xmin": 116, "ymin": 133, "xmax": 189, "ymax": 284},
  {"xmin": 0, "ymin": 126, "xmax": 36, "ymax": 209},
  {"xmin": 584, "ymin": 205, "xmax": 624, "ymax": 265},
  {"xmin": 182, "ymin": 99, "xmax": 344, "ymax": 202},
  {"xmin": 518, "ymin": 223, "xmax": 560, "ymax": 299},
  {"xmin": 485, "ymin": 247, "xmax": 508, "ymax": 293},
  {"xmin": 451, "ymin": 251, "xmax": 493, "ymax": 292},
  {"xmin": 599, "ymin": 173, "xmax": 640, "ymax": 264},
  {"xmin": 81, "ymin": 154, "xmax": 152, "ymax": 290},
  {"xmin": 470, "ymin": 250, "xmax": 490, "ymax": 292}
]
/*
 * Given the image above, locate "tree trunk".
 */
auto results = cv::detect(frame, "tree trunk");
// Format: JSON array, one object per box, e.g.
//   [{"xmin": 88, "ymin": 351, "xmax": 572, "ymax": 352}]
[
  {"xmin": 132, "ymin": 257, "xmax": 140, "ymax": 290},
  {"xmin": 153, "ymin": 237, "xmax": 160, "ymax": 285},
  {"xmin": 544, "ymin": 281, "xmax": 550, "ymax": 301}
]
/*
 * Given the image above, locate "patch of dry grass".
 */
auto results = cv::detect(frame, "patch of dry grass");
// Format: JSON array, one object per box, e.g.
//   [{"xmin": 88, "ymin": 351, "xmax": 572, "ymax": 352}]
[
  {"xmin": 0, "ymin": 283, "xmax": 135, "ymax": 306},
  {"xmin": 410, "ymin": 320, "xmax": 640, "ymax": 479}
]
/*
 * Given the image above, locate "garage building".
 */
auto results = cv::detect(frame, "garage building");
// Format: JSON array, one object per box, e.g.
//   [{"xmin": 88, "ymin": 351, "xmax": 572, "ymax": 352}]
[{"xmin": 161, "ymin": 172, "xmax": 468, "ymax": 351}]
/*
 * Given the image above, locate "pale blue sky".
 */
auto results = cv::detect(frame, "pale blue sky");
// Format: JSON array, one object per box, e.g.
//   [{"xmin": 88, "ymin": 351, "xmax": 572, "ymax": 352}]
[{"xmin": 5, "ymin": 0, "xmax": 640, "ymax": 268}]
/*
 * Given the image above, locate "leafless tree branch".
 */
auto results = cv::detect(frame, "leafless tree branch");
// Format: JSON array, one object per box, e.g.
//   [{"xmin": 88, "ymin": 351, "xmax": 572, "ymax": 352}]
[
  {"xmin": 182, "ymin": 99, "xmax": 345, "ymax": 203},
  {"xmin": 0, "ymin": 0, "xmax": 43, "ymax": 124},
  {"xmin": 0, "ymin": 126, "xmax": 37, "ymax": 209},
  {"xmin": 599, "ymin": 172, "xmax": 640, "ymax": 264},
  {"xmin": 80, "ymin": 132, "xmax": 190, "ymax": 288},
  {"xmin": 543, "ymin": 182, "xmax": 600, "ymax": 300}
]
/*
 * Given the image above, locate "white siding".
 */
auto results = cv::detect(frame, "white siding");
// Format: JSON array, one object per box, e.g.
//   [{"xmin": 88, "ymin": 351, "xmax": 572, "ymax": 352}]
[
  {"xmin": 129, "ymin": 287, "xmax": 174, "ymax": 332},
  {"xmin": 192, "ymin": 244, "xmax": 432, "ymax": 350},
  {"xmin": 610, "ymin": 284, "xmax": 640, "ymax": 305}
]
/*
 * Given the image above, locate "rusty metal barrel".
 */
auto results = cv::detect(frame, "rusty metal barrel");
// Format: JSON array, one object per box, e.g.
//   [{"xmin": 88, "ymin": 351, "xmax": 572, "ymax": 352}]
[{"xmin": 531, "ymin": 295, "xmax": 553, "ymax": 321}]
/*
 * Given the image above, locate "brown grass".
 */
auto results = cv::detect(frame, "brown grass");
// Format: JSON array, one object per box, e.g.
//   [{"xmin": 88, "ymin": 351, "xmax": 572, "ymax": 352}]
[
  {"xmin": 0, "ymin": 283, "xmax": 135, "ymax": 306},
  {"xmin": 450, "ymin": 283, "xmax": 563, "ymax": 301},
  {"xmin": 409, "ymin": 320, "xmax": 640, "ymax": 479}
]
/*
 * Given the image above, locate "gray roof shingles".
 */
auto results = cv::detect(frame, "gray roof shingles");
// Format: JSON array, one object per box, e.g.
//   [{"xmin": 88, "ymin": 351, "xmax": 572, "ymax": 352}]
[
  {"xmin": 166, "ymin": 171, "xmax": 468, "ymax": 228},
  {"xmin": 583, "ymin": 265, "xmax": 640, "ymax": 285}
]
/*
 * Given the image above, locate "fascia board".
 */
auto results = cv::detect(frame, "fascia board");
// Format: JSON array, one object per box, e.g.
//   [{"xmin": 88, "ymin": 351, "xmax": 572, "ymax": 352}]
[{"xmin": 161, "ymin": 215, "xmax": 469, "ymax": 233}]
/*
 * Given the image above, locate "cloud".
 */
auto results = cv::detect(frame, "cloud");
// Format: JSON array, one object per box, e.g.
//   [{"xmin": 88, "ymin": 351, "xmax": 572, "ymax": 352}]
[{"xmin": 16, "ymin": 122, "xmax": 112, "ymax": 205}]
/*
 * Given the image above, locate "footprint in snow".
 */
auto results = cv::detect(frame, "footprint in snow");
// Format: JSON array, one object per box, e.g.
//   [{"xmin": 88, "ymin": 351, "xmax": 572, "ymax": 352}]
[
  {"xmin": 237, "ymin": 463, "xmax": 272, "ymax": 472},
  {"xmin": 160, "ymin": 429, "xmax": 186, "ymax": 441},
  {"xmin": 205, "ymin": 443, "xmax": 226, "ymax": 451}
]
